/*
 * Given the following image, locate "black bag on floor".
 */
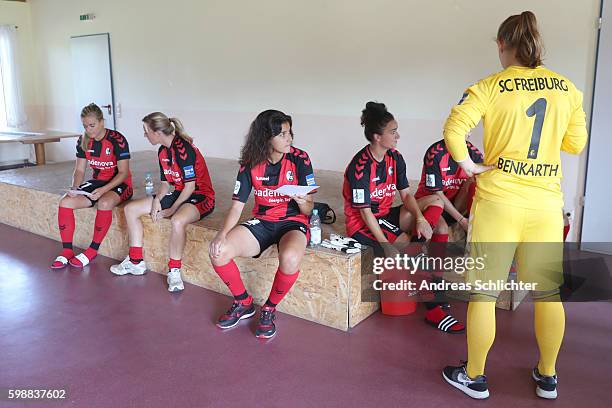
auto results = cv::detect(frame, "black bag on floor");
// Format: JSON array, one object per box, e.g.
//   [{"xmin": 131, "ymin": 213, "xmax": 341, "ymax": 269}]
[{"xmin": 314, "ymin": 202, "xmax": 336, "ymax": 224}]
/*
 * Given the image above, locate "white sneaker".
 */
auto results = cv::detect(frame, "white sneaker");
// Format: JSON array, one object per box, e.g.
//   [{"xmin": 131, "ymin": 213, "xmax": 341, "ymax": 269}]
[
  {"xmin": 167, "ymin": 268, "xmax": 184, "ymax": 292},
  {"xmin": 110, "ymin": 256, "xmax": 147, "ymax": 276}
]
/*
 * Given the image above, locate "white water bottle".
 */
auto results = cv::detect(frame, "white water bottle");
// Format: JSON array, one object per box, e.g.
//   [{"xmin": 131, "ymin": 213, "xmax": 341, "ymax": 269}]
[
  {"xmin": 310, "ymin": 209, "xmax": 322, "ymax": 246},
  {"xmin": 144, "ymin": 173, "xmax": 155, "ymax": 196}
]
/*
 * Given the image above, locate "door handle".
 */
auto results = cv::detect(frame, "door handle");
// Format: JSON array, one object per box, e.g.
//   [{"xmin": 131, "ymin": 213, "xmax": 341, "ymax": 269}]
[{"xmin": 100, "ymin": 104, "xmax": 112, "ymax": 115}]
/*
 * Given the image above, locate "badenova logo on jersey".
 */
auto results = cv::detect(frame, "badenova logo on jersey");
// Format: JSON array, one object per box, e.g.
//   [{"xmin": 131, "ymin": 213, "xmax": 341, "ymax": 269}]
[
  {"xmin": 164, "ymin": 168, "xmax": 181, "ymax": 180},
  {"xmin": 88, "ymin": 159, "xmax": 115, "ymax": 168},
  {"xmin": 370, "ymin": 184, "xmax": 397, "ymax": 199}
]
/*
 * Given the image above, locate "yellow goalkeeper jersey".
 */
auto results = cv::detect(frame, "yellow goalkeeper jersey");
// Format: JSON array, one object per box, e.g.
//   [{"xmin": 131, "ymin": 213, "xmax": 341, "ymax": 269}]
[{"xmin": 444, "ymin": 65, "xmax": 588, "ymax": 209}]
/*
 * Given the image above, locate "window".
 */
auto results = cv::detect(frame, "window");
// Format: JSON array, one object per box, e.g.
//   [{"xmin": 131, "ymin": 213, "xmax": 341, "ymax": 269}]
[
  {"xmin": 0, "ymin": 24, "xmax": 26, "ymax": 128},
  {"xmin": 0, "ymin": 68, "xmax": 7, "ymax": 127}
]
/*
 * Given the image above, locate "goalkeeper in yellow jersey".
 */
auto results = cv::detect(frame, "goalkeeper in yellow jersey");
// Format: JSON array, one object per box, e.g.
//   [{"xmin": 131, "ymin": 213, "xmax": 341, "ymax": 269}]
[{"xmin": 441, "ymin": 11, "xmax": 588, "ymax": 400}]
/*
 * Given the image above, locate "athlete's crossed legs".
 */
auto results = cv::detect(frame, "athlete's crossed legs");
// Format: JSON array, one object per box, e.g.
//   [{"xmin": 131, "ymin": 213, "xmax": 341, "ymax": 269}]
[{"xmin": 52, "ymin": 191, "xmax": 121, "ymax": 268}]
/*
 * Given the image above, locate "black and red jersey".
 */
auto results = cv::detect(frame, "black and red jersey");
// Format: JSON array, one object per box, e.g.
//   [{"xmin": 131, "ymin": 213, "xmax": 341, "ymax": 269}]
[
  {"xmin": 414, "ymin": 140, "xmax": 483, "ymax": 200},
  {"xmin": 343, "ymin": 145, "xmax": 409, "ymax": 237},
  {"xmin": 76, "ymin": 129, "xmax": 132, "ymax": 187},
  {"xmin": 157, "ymin": 137, "xmax": 215, "ymax": 200},
  {"xmin": 232, "ymin": 146, "xmax": 316, "ymax": 224}
]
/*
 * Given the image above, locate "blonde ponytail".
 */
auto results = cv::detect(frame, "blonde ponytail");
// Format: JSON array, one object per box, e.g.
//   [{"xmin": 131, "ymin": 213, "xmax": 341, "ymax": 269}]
[{"xmin": 142, "ymin": 112, "xmax": 193, "ymax": 143}]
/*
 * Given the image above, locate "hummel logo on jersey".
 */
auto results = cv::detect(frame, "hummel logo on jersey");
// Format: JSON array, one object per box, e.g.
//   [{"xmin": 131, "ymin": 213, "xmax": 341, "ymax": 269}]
[
  {"xmin": 105, "ymin": 147, "xmax": 111, "ymax": 155},
  {"xmin": 442, "ymin": 167, "xmax": 451, "ymax": 171},
  {"xmin": 256, "ymin": 176, "xmax": 270, "ymax": 181},
  {"xmin": 234, "ymin": 181, "xmax": 241, "ymax": 194},
  {"xmin": 161, "ymin": 158, "xmax": 170, "ymax": 162},
  {"xmin": 286, "ymin": 171, "xmax": 294, "ymax": 182},
  {"xmin": 372, "ymin": 177, "xmax": 380, "ymax": 182},
  {"xmin": 388, "ymin": 167, "xmax": 393, "ymax": 176},
  {"xmin": 353, "ymin": 189, "xmax": 365, "ymax": 204}
]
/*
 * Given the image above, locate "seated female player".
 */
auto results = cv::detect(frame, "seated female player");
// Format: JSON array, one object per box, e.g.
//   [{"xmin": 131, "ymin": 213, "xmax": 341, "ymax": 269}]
[
  {"xmin": 209, "ymin": 109, "xmax": 315, "ymax": 339},
  {"xmin": 414, "ymin": 132, "xmax": 483, "ymax": 233},
  {"xmin": 52, "ymin": 103, "xmax": 132, "ymax": 269},
  {"xmin": 110, "ymin": 112, "xmax": 215, "ymax": 293},
  {"xmin": 343, "ymin": 101, "xmax": 464, "ymax": 333}
]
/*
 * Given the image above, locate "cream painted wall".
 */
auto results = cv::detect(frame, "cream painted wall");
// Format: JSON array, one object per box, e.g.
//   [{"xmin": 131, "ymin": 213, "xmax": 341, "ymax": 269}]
[
  {"xmin": 27, "ymin": 0, "xmax": 600, "ymax": 239},
  {"xmin": 0, "ymin": 0, "xmax": 40, "ymax": 162}
]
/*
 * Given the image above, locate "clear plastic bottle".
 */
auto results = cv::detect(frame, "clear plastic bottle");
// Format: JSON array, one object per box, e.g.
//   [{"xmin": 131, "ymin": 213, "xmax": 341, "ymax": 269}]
[
  {"xmin": 310, "ymin": 209, "xmax": 322, "ymax": 247},
  {"xmin": 144, "ymin": 173, "xmax": 155, "ymax": 196}
]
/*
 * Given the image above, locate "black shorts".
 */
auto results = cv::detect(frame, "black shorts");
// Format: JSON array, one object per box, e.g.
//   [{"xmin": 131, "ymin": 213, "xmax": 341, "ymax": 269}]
[
  {"xmin": 241, "ymin": 218, "xmax": 310, "ymax": 257},
  {"xmin": 156, "ymin": 190, "xmax": 214, "ymax": 220},
  {"xmin": 351, "ymin": 205, "xmax": 403, "ymax": 257},
  {"xmin": 77, "ymin": 179, "xmax": 132, "ymax": 207}
]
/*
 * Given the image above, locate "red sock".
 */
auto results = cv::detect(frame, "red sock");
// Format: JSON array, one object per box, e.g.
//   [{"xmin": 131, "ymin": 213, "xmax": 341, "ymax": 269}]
[
  {"xmin": 423, "ymin": 206, "xmax": 443, "ymax": 227},
  {"xmin": 75, "ymin": 209, "xmax": 113, "ymax": 265},
  {"xmin": 563, "ymin": 224, "xmax": 570, "ymax": 241},
  {"xmin": 168, "ymin": 258, "xmax": 181, "ymax": 269},
  {"xmin": 129, "ymin": 246, "xmax": 143, "ymax": 263},
  {"xmin": 430, "ymin": 233, "xmax": 448, "ymax": 280},
  {"xmin": 412, "ymin": 206, "xmax": 443, "ymax": 238},
  {"xmin": 213, "ymin": 260, "xmax": 247, "ymax": 298},
  {"xmin": 431, "ymin": 233, "xmax": 448, "ymax": 243},
  {"xmin": 266, "ymin": 268, "xmax": 299, "ymax": 307},
  {"xmin": 58, "ymin": 207, "xmax": 75, "ymax": 258},
  {"xmin": 466, "ymin": 182, "xmax": 477, "ymax": 215}
]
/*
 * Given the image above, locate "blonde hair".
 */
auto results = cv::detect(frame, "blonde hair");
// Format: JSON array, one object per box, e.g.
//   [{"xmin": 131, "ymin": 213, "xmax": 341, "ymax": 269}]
[
  {"xmin": 142, "ymin": 112, "xmax": 193, "ymax": 143},
  {"xmin": 80, "ymin": 103, "xmax": 104, "ymax": 150},
  {"xmin": 497, "ymin": 11, "xmax": 544, "ymax": 68}
]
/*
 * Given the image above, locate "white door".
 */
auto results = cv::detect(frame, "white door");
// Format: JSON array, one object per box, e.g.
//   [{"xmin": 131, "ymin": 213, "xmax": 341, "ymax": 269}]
[
  {"xmin": 70, "ymin": 33, "xmax": 115, "ymax": 130},
  {"xmin": 581, "ymin": 0, "xmax": 612, "ymax": 255}
]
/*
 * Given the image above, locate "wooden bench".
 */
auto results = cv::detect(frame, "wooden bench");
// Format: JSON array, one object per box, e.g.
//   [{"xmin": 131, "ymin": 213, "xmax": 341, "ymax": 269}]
[{"xmin": 0, "ymin": 151, "xmax": 523, "ymax": 332}]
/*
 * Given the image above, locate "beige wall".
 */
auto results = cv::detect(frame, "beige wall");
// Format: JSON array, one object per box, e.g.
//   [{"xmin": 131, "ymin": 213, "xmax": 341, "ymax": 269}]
[{"xmin": 21, "ymin": 0, "xmax": 601, "ymax": 239}]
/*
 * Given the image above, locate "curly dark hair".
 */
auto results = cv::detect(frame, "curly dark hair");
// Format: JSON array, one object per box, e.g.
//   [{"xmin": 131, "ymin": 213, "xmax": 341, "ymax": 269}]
[
  {"xmin": 239, "ymin": 109, "xmax": 293, "ymax": 168},
  {"xmin": 361, "ymin": 101, "xmax": 394, "ymax": 142}
]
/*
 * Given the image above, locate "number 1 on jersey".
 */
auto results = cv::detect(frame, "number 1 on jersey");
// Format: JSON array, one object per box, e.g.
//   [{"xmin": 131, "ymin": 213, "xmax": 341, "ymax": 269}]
[{"xmin": 526, "ymin": 98, "xmax": 547, "ymax": 159}]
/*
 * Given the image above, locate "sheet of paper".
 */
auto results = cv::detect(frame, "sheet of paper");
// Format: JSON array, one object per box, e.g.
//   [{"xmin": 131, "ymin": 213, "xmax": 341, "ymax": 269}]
[
  {"xmin": 275, "ymin": 184, "xmax": 319, "ymax": 196},
  {"xmin": 68, "ymin": 189, "xmax": 93, "ymax": 197}
]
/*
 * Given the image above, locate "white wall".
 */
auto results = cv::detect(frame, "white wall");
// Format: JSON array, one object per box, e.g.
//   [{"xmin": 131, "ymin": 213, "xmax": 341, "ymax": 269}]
[
  {"xmin": 0, "ymin": 0, "xmax": 40, "ymax": 163},
  {"xmin": 26, "ymin": 0, "xmax": 600, "ymax": 239}
]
